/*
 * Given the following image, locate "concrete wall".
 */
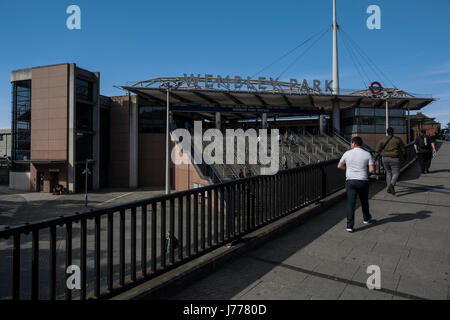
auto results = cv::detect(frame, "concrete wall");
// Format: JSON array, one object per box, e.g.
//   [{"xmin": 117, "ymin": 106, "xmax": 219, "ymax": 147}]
[
  {"xmin": 9, "ymin": 172, "xmax": 30, "ymax": 191},
  {"xmin": 11, "ymin": 68, "xmax": 32, "ymax": 82},
  {"xmin": 0, "ymin": 167, "xmax": 9, "ymax": 185},
  {"xmin": 0, "ymin": 132, "xmax": 11, "ymax": 157}
]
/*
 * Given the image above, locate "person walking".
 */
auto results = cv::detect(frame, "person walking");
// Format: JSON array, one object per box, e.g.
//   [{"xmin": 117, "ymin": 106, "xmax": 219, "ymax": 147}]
[
  {"xmin": 338, "ymin": 136, "xmax": 375, "ymax": 232},
  {"xmin": 414, "ymin": 130, "xmax": 437, "ymax": 174},
  {"xmin": 373, "ymin": 127, "xmax": 406, "ymax": 195},
  {"xmin": 281, "ymin": 154, "xmax": 288, "ymax": 170},
  {"xmin": 165, "ymin": 231, "xmax": 179, "ymax": 253}
]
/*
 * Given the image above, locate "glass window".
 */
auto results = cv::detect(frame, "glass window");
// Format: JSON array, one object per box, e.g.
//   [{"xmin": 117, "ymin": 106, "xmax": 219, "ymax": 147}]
[
  {"xmin": 359, "ymin": 125, "xmax": 376, "ymax": 133},
  {"xmin": 375, "ymin": 117, "xmax": 386, "ymax": 125},
  {"xmin": 76, "ymin": 133, "xmax": 93, "ymax": 162},
  {"xmin": 12, "ymin": 80, "xmax": 31, "ymax": 162},
  {"xmin": 0, "ymin": 135, "xmax": 3, "ymax": 141},
  {"xmin": 76, "ymin": 78, "xmax": 93, "ymax": 101},
  {"xmin": 342, "ymin": 109, "xmax": 355, "ymax": 118},
  {"xmin": 76, "ymin": 103, "xmax": 93, "ymax": 131},
  {"xmin": 343, "ymin": 125, "xmax": 357, "ymax": 134},
  {"xmin": 342, "ymin": 117, "xmax": 354, "ymax": 126},
  {"xmin": 374, "ymin": 109, "xmax": 385, "ymax": 117},
  {"xmin": 139, "ymin": 106, "xmax": 165, "ymax": 133},
  {"xmin": 390, "ymin": 109, "xmax": 405, "ymax": 117},
  {"xmin": 358, "ymin": 108, "xmax": 374, "ymax": 116},
  {"xmin": 357, "ymin": 116, "xmax": 375, "ymax": 126},
  {"xmin": 389, "ymin": 118, "xmax": 404, "ymax": 126}
]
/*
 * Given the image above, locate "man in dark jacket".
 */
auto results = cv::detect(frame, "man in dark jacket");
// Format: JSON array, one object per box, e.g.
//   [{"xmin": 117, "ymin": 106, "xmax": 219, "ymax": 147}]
[
  {"xmin": 414, "ymin": 130, "xmax": 437, "ymax": 174},
  {"xmin": 373, "ymin": 127, "xmax": 406, "ymax": 195}
]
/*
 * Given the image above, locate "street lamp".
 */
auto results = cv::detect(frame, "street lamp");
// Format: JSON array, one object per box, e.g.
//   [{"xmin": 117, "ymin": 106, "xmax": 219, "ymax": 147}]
[
  {"xmin": 160, "ymin": 79, "xmax": 184, "ymax": 195},
  {"xmin": 161, "ymin": 83, "xmax": 172, "ymax": 195},
  {"xmin": 83, "ymin": 158, "xmax": 94, "ymax": 207}
]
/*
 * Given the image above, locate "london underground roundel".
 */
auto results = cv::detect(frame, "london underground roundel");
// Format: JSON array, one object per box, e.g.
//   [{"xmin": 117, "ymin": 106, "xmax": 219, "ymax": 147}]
[{"xmin": 369, "ymin": 81, "xmax": 383, "ymax": 95}]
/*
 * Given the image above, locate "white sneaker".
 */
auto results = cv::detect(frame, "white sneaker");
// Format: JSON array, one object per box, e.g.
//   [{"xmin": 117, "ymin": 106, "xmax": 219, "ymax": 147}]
[
  {"xmin": 346, "ymin": 228, "xmax": 353, "ymax": 232},
  {"xmin": 363, "ymin": 219, "xmax": 373, "ymax": 225}
]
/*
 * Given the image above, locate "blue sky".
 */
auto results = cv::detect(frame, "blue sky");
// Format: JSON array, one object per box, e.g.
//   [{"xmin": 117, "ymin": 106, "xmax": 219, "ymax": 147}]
[{"xmin": 1, "ymin": 0, "xmax": 449, "ymax": 128}]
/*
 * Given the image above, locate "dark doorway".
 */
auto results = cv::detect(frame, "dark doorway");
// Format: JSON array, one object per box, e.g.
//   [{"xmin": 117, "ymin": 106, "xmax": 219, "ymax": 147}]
[
  {"xmin": 37, "ymin": 172, "xmax": 45, "ymax": 192},
  {"xmin": 50, "ymin": 172, "xmax": 59, "ymax": 193}
]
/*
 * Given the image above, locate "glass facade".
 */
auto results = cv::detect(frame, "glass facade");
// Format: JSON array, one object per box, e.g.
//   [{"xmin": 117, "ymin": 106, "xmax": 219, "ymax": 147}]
[
  {"xmin": 75, "ymin": 133, "xmax": 93, "ymax": 162},
  {"xmin": 75, "ymin": 78, "xmax": 95, "ymax": 192},
  {"xmin": 76, "ymin": 102, "xmax": 93, "ymax": 131},
  {"xmin": 12, "ymin": 80, "xmax": 31, "ymax": 170},
  {"xmin": 342, "ymin": 107, "xmax": 406, "ymax": 135},
  {"xmin": 138, "ymin": 106, "xmax": 165, "ymax": 133},
  {"xmin": 76, "ymin": 78, "xmax": 93, "ymax": 102}
]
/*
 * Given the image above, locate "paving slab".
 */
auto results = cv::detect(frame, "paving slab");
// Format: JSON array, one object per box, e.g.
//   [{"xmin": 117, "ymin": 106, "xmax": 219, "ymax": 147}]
[{"xmin": 169, "ymin": 141, "xmax": 450, "ymax": 300}]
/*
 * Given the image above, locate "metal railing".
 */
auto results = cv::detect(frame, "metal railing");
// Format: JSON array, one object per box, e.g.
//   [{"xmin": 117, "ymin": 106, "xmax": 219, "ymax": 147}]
[
  {"xmin": 330, "ymin": 128, "xmax": 417, "ymax": 176},
  {"xmin": 374, "ymin": 142, "xmax": 417, "ymax": 176},
  {"xmin": 0, "ymin": 160, "xmax": 345, "ymax": 300}
]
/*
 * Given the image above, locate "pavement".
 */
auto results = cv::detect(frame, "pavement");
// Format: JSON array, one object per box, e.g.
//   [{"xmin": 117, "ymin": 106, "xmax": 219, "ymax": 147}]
[
  {"xmin": 0, "ymin": 187, "xmax": 168, "ymax": 228},
  {"xmin": 167, "ymin": 141, "xmax": 450, "ymax": 300}
]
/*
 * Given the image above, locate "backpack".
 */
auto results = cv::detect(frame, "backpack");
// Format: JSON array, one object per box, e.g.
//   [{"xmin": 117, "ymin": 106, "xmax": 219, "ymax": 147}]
[{"xmin": 418, "ymin": 136, "xmax": 430, "ymax": 150}]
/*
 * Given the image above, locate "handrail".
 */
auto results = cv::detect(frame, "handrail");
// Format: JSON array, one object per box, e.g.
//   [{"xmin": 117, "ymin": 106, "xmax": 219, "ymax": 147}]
[{"xmin": 332, "ymin": 128, "xmax": 374, "ymax": 155}]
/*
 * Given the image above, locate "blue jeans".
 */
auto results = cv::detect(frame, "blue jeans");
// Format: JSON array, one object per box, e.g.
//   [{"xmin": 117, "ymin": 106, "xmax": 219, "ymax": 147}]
[{"xmin": 345, "ymin": 180, "xmax": 371, "ymax": 229}]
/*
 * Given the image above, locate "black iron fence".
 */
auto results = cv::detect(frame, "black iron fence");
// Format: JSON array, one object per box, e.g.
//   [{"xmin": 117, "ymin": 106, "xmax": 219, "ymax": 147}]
[
  {"xmin": 0, "ymin": 159, "xmax": 345, "ymax": 300},
  {"xmin": 374, "ymin": 142, "xmax": 417, "ymax": 176}
]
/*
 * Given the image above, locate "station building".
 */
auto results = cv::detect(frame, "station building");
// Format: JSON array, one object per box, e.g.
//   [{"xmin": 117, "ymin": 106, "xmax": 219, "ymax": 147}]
[
  {"xmin": 0, "ymin": 129, "xmax": 11, "ymax": 157},
  {"xmin": 9, "ymin": 63, "xmax": 435, "ymax": 193}
]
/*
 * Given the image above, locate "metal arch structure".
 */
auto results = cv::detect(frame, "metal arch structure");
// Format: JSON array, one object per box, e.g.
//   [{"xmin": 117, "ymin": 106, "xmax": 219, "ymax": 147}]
[
  {"xmin": 129, "ymin": 75, "xmax": 332, "ymax": 95},
  {"xmin": 126, "ymin": 74, "xmax": 434, "ymax": 100},
  {"xmin": 121, "ymin": 76, "xmax": 435, "ymax": 114}
]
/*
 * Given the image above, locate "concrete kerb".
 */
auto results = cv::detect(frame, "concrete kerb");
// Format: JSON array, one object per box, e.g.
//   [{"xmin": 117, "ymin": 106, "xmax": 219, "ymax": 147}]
[{"xmin": 111, "ymin": 188, "xmax": 347, "ymax": 300}]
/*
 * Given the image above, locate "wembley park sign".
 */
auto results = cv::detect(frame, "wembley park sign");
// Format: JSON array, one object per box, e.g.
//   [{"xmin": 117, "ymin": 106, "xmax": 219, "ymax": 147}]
[{"xmin": 137, "ymin": 74, "xmax": 335, "ymax": 94}]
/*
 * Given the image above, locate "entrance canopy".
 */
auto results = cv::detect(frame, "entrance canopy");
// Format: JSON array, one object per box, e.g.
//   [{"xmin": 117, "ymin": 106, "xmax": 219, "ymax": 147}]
[{"xmin": 121, "ymin": 75, "xmax": 435, "ymax": 116}]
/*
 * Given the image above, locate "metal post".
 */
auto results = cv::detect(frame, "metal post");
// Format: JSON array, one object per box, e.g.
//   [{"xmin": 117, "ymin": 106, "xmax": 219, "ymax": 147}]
[
  {"xmin": 332, "ymin": 0, "xmax": 341, "ymax": 133},
  {"xmin": 166, "ymin": 88, "xmax": 171, "ymax": 195},
  {"xmin": 319, "ymin": 115, "xmax": 325, "ymax": 135},
  {"xmin": 407, "ymin": 106, "xmax": 411, "ymax": 143},
  {"xmin": 385, "ymin": 98, "xmax": 389, "ymax": 135},
  {"xmin": 84, "ymin": 159, "xmax": 88, "ymax": 207},
  {"xmin": 332, "ymin": 0, "xmax": 339, "ymax": 94},
  {"xmin": 262, "ymin": 113, "xmax": 267, "ymax": 129}
]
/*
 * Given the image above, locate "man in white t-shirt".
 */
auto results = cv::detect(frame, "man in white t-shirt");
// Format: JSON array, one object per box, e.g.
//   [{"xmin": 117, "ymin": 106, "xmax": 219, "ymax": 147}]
[{"xmin": 338, "ymin": 136, "xmax": 375, "ymax": 232}]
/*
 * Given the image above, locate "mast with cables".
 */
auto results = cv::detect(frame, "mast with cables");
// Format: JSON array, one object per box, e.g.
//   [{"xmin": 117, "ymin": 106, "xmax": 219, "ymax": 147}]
[
  {"xmin": 332, "ymin": 0, "xmax": 339, "ymax": 94},
  {"xmin": 332, "ymin": 0, "xmax": 341, "ymax": 132}
]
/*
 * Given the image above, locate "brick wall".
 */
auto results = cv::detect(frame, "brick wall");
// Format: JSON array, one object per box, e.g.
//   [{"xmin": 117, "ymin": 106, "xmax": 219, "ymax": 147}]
[
  {"xmin": 30, "ymin": 65, "xmax": 68, "ymax": 160},
  {"xmin": 108, "ymin": 96, "xmax": 130, "ymax": 187}
]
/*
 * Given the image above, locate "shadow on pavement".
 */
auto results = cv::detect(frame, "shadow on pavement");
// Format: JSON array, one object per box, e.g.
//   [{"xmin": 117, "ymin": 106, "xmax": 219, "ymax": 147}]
[
  {"xmin": 163, "ymin": 180, "xmax": 391, "ymax": 300},
  {"xmin": 354, "ymin": 210, "xmax": 432, "ymax": 232}
]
